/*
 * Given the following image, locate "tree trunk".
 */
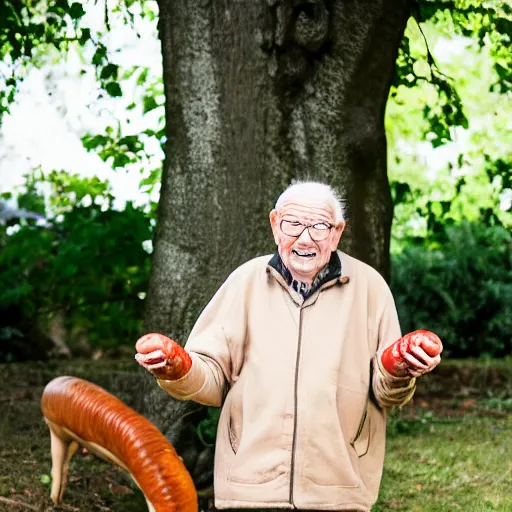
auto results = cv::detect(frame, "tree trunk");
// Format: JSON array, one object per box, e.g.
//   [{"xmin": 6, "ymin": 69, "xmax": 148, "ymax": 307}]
[{"xmin": 139, "ymin": 0, "xmax": 412, "ymax": 500}]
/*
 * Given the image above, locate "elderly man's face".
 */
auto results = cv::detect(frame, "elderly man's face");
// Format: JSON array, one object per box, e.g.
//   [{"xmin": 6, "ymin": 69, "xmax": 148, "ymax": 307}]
[{"xmin": 269, "ymin": 198, "xmax": 344, "ymax": 284}]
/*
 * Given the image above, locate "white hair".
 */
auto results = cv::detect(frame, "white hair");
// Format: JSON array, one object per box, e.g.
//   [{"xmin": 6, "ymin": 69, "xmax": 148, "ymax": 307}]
[{"xmin": 274, "ymin": 180, "xmax": 345, "ymax": 225}]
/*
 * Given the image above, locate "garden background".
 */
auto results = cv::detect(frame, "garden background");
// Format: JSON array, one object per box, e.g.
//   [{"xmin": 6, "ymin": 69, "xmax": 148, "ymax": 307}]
[{"xmin": 0, "ymin": 1, "xmax": 510, "ymax": 511}]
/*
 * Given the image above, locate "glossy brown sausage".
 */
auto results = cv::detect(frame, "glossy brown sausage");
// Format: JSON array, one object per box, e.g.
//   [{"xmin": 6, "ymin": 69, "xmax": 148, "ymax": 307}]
[
  {"xmin": 41, "ymin": 376, "xmax": 197, "ymax": 512},
  {"xmin": 381, "ymin": 330, "xmax": 442, "ymax": 376}
]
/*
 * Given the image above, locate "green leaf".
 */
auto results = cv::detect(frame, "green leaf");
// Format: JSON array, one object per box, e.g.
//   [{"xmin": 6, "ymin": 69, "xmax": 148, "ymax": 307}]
[
  {"xmin": 136, "ymin": 68, "xmax": 149, "ymax": 86},
  {"xmin": 112, "ymin": 153, "xmax": 131, "ymax": 168},
  {"xmin": 494, "ymin": 17, "xmax": 512, "ymax": 36},
  {"xmin": 79, "ymin": 27, "xmax": 91, "ymax": 45},
  {"xmin": 100, "ymin": 63, "xmax": 119, "ymax": 81},
  {"xmin": 69, "ymin": 2, "xmax": 86, "ymax": 20},
  {"xmin": 143, "ymin": 95, "xmax": 158, "ymax": 114},
  {"xmin": 105, "ymin": 82, "xmax": 122, "ymax": 97},
  {"xmin": 92, "ymin": 45, "xmax": 107, "ymax": 66}
]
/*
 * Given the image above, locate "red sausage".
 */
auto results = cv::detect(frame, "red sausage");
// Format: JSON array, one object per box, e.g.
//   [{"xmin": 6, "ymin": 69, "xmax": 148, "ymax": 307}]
[
  {"xmin": 135, "ymin": 333, "xmax": 192, "ymax": 380},
  {"xmin": 381, "ymin": 330, "xmax": 442, "ymax": 376}
]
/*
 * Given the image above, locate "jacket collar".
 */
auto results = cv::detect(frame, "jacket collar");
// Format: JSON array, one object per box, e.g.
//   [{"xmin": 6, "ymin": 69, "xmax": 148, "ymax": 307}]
[{"xmin": 267, "ymin": 251, "xmax": 349, "ymax": 306}]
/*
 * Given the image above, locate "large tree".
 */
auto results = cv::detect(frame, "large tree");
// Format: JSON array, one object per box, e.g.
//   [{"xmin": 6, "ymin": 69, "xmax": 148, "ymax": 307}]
[{"xmin": 145, "ymin": 0, "xmax": 412, "ymax": 336}]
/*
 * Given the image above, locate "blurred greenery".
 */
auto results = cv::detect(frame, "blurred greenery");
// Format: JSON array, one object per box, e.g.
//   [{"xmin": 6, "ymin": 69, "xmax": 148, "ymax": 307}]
[
  {"xmin": 0, "ymin": 172, "xmax": 154, "ymax": 361},
  {"xmin": 391, "ymin": 222, "xmax": 512, "ymax": 358},
  {"xmin": 0, "ymin": 0, "xmax": 510, "ymax": 361},
  {"xmin": 387, "ymin": 11, "xmax": 512, "ymax": 247},
  {"xmin": 385, "ymin": 5, "xmax": 511, "ymax": 360},
  {"xmin": 0, "ymin": 0, "xmax": 156, "ymax": 114}
]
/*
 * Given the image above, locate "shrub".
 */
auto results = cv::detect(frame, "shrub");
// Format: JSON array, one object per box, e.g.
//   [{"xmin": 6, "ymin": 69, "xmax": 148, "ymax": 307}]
[
  {"xmin": 0, "ymin": 203, "xmax": 153, "ymax": 361},
  {"xmin": 391, "ymin": 222, "xmax": 512, "ymax": 358}
]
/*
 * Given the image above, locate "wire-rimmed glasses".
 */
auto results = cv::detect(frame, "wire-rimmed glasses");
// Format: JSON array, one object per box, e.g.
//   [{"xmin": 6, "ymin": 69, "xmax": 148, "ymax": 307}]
[{"xmin": 280, "ymin": 220, "xmax": 333, "ymax": 242}]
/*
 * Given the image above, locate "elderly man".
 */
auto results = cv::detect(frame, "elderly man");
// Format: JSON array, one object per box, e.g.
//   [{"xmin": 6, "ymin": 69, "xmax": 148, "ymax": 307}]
[{"xmin": 135, "ymin": 181, "xmax": 441, "ymax": 512}]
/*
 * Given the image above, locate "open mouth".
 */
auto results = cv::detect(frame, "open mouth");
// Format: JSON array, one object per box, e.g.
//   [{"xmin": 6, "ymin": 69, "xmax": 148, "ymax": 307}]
[{"xmin": 292, "ymin": 249, "xmax": 316, "ymax": 258}]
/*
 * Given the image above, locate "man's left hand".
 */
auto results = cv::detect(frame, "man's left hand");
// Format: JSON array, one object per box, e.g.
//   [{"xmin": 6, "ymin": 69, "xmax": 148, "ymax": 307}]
[
  {"xmin": 401, "ymin": 343, "xmax": 442, "ymax": 378},
  {"xmin": 381, "ymin": 330, "xmax": 443, "ymax": 378}
]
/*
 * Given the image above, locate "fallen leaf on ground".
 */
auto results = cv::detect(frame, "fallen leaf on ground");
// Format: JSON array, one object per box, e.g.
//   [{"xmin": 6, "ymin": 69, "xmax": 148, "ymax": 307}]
[
  {"xmin": 108, "ymin": 482, "xmax": 134, "ymax": 496},
  {"xmin": 460, "ymin": 399, "xmax": 477, "ymax": 410}
]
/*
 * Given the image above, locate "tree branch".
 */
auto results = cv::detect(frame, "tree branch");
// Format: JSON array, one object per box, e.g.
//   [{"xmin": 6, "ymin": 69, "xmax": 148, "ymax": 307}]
[{"xmin": 0, "ymin": 496, "xmax": 38, "ymax": 511}]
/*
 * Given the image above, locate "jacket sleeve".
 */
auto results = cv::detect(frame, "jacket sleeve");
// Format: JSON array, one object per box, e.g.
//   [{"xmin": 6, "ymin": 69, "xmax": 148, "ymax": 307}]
[
  {"xmin": 371, "ymin": 286, "xmax": 416, "ymax": 409},
  {"xmin": 156, "ymin": 269, "xmax": 246, "ymax": 407}
]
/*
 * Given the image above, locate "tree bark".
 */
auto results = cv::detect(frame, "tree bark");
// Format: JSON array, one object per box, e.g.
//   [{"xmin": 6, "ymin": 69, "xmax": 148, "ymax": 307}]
[
  {"xmin": 139, "ymin": 0, "xmax": 412, "ymax": 499},
  {"xmin": 146, "ymin": 0, "xmax": 412, "ymax": 340}
]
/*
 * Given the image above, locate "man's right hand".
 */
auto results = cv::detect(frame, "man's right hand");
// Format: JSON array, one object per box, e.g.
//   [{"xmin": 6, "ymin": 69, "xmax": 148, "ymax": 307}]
[{"xmin": 135, "ymin": 333, "xmax": 192, "ymax": 380}]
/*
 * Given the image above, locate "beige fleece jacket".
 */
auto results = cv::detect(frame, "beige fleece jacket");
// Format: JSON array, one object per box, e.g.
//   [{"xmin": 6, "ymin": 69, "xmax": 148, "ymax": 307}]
[{"xmin": 157, "ymin": 252, "xmax": 415, "ymax": 511}]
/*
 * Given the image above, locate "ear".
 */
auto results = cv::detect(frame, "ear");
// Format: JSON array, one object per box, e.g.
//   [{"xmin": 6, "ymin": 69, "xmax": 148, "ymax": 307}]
[
  {"xmin": 269, "ymin": 210, "xmax": 280, "ymax": 245},
  {"xmin": 329, "ymin": 221, "xmax": 345, "ymax": 252}
]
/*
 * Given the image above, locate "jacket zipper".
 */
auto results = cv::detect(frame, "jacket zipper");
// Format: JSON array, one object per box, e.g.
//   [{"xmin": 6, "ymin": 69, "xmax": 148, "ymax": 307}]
[{"xmin": 289, "ymin": 307, "xmax": 304, "ymax": 505}]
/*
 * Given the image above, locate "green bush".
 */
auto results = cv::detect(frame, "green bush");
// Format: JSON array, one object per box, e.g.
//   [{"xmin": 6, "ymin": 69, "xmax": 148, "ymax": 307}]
[
  {"xmin": 0, "ymin": 200, "xmax": 153, "ymax": 362},
  {"xmin": 391, "ymin": 222, "xmax": 512, "ymax": 358}
]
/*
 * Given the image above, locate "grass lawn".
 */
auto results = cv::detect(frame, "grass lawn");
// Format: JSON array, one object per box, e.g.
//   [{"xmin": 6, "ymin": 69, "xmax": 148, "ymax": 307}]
[
  {"xmin": 376, "ymin": 413, "xmax": 511, "ymax": 511},
  {"xmin": 0, "ymin": 359, "xmax": 510, "ymax": 511}
]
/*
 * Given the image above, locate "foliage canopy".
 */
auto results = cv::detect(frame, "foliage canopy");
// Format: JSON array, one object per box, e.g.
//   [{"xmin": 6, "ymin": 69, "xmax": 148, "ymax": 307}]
[{"xmin": 0, "ymin": 0, "xmax": 510, "ymax": 360}]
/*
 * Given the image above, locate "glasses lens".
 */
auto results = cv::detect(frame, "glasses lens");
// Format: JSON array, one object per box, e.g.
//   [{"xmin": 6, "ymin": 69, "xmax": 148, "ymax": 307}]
[
  {"xmin": 310, "ymin": 223, "xmax": 331, "ymax": 241},
  {"xmin": 281, "ymin": 220, "xmax": 304, "ymax": 237},
  {"xmin": 281, "ymin": 221, "xmax": 331, "ymax": 241}
]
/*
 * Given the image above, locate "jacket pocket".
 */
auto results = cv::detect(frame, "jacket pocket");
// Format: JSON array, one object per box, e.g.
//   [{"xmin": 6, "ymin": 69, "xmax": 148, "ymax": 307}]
[
  {"xmin": 228, "ymin": 416, "xmax": 239, "ymax": 454},
  {"xmin": 302, "ymin": 423, "xmax": 361, "ymax": 487},
  {"xmin": 352, "ymin": 408, "xmax": 367, "ymax": 444},
  {"xmin": 220, "ymin": 382, "xmax": 283, "ymax": 484},
  {"xmin": 302, "ymin": 386, "xmax": 364, "ymax": 487},
  {"xmin": 351, "ymin": 407, "xmax": 371, "ymax": 457},
  {"xmin": 223, "ymin": 381, "xmax": 243, "ymax": 456}
]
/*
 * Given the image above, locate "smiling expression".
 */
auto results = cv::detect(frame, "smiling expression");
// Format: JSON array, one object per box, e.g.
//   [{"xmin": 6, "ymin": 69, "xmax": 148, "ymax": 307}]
[{"xmin": 269, "ymin": 197, "xmax": 344, "ymax": 284}]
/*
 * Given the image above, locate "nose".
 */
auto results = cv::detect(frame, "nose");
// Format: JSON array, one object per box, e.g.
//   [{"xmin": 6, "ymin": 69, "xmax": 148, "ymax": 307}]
[{"xmin": 297, "ymin": 227, "xmax": 314, "ymax": 243}]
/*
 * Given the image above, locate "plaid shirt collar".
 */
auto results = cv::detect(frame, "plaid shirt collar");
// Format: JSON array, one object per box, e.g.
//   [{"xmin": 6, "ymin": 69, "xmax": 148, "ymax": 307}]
[{"xmin": 268, "ymin": 251, "xmax": 342, "ymax": 300}]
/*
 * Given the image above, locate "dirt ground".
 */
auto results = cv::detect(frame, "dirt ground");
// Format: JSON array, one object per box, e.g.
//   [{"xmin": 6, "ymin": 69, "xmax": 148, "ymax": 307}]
[{"xmin": 0, "ymin": 358, "xmax": 510, "ymax": 512}]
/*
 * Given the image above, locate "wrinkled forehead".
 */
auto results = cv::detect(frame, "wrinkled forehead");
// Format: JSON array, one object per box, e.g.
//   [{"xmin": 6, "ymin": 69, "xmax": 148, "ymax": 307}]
[{"xmin": 277, "ymin": 198, "xmax": 335, "ymax": 223}]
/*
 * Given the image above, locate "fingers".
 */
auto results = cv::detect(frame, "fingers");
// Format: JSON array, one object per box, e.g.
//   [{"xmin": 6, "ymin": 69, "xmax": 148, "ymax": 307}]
[
  {"xmin": 135, "ymin": 354, "xmax": 174, "ymax": 379},
  {"xmin": 407, "ymin": 330, "xmax": 443, "ymax": 357},
  {"xmin": 135, "ymin": 348, "xmax": 175, "ymax": 379},
  {"xmin": 135, "ymin": 356, "xmax": 168, "ymax": 370},
  {"xmin": 403, "ymin": 344, "xmax": 441, "ymax": 377},
  {"xmin": 430, "ymin": 354, "xmax": 441, "ymax": 369},
  {"xmin": 135, "ymin": 349, "xmax": 166, "ymax": 365},
  {"xmin": 136, "ymin": 333, "xmax": 176, "ymax": 357},
  {"xmin": 406, "ymin": 357, "xmax": 441, "ymax": 378},
  {"xmin": 135, "ymin": 333, "xmax": 165, "ymax": 353},
  {"xmin": 422, "ymin": 334, "xmax": 443, "ymax": 357},
  {"xmin": 407, "ymin": 344, "xmax": 431, "ymax": 366}
]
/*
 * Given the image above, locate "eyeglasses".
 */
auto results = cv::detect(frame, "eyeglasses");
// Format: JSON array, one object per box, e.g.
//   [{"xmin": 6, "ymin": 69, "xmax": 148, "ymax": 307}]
[{"xmin": 280, "ymin": 219, "xmax": 333, "ymax": 242}]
